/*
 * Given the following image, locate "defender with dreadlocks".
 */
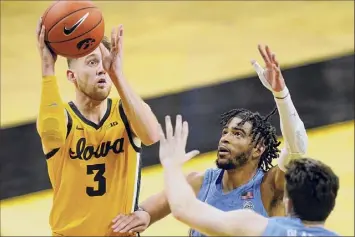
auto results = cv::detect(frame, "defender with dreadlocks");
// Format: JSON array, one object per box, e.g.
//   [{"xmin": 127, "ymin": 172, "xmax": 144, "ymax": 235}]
[{"xmin": 109, "ymin": 45, "xmax": 308, "ymax": 236}]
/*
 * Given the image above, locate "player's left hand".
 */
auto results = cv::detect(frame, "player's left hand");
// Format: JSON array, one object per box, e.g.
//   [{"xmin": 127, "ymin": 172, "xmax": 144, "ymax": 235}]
[
  {"xmin": 111, "ymin": 210, "xmax": 150, "ymax": 234},
  {"xmin": 251, "ymin": 44, "xmax": 286, "ymax": 93},
  {"xmin": 158, "ymin": 115, "xmax": 200, "ymax": 167},
  {"xmin": 100, "ymin": 24, "xmax": 124, "ymax": 80}
]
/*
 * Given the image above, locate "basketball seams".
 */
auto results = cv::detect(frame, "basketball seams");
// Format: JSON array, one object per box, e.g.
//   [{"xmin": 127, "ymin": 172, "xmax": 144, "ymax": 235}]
[
  {"xmin": 46, "ymin": 6, "xmax": 97, "ymax": 40},
  {"xmin": 42, "ymin": 1, "xmax": 61, "ymax": 41}
]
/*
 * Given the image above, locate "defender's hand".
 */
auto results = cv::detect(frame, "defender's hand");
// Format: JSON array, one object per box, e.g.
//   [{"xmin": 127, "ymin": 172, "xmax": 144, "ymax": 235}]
[
  {"xmin": 251, "ymin": 44, "xmax": 285, "ymax": 93},
  {"xmin": 158, "ymin": 115, "xmax": 200, "ymax": 168},
  {"xmin": 36, "ymin": 17, "xmax": 57, "ymax": 76},
  {"xmin": 111, "ymin": 211, "xmax": 150, "ymax": 234},
  {"xmin": 100, "ymin": 25, "xmax": 124, "ymax": 80}
]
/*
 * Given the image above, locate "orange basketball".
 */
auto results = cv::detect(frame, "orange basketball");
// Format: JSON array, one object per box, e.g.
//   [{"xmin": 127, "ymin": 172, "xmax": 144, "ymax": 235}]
[{"xmin": 42, "ymin": 0, "xmax": 104, "ymax": 58}]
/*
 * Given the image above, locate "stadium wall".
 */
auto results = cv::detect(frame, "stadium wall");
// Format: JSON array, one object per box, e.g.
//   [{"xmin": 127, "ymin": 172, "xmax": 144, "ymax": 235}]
[{"xmin": 0, "ymin": 54, "xmax": 354, "ymax": 200}]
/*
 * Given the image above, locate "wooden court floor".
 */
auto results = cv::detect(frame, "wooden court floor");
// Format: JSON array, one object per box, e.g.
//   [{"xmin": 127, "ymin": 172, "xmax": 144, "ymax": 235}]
[{"xmin": 1, "ymin": 121, "xmax": 354, "ymax": 236}]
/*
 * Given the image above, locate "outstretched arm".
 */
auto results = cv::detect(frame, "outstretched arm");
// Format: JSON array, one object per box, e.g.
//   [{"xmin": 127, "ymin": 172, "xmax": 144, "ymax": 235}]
[
  {"xmin": 252, "ymin": 45, "xmax": 308, "ymax": 190},
  {"xmin": 110, "ymin": 171, "xmax": 204, "ymax": 234},
  {"xmin": 100, "ymin": 25, "xmax": 159, "ymax": 146},
  {"xmin": 159, "ymin": 115, "xmax": 269, "ymax": 236},
  {"xmin": 164, "ymin": 165, "xmax": 268, "ymax": 236}
]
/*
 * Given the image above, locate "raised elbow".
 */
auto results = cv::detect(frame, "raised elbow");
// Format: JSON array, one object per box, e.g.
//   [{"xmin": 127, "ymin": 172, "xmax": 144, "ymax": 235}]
[
  {"xmin": 39, "ymin": 130, "xmax": 66, "ymax": 149},
  {"xmin": 37, "ymin": 118, "xmax": 66, "ymax": 149}
]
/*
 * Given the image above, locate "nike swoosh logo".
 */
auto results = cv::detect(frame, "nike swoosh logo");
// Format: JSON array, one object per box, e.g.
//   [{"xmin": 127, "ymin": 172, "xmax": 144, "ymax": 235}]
[
  {"xmin": 64, "ymin": 12, "xmax": 90, "ymax": 35},
  {"xmin": 48, "ymin": 103, "xmax": 58, "ymax": 107}
]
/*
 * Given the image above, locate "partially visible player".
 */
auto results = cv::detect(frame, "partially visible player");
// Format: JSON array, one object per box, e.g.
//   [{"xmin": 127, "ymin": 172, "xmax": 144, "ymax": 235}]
[
  {"xmin": 158, "ymin": 115, "xmax": 339, "ymax": 236},
  {"xmin": 36, "ymin": 17, "xmax": 159, "ymax": 236},
  {"xmin": 110, "ymin": 45, "xmax": 308, "ymax": 235}
]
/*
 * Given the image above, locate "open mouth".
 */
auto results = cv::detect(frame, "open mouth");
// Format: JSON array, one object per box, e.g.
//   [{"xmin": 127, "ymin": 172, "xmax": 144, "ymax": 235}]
[
  {"xmin": 218, "ymin": 146, "xmax": 230, "ymax": 155},
  {"xmin": 97, "ymin": 78, "xmax": 106, "ymax": 84}
]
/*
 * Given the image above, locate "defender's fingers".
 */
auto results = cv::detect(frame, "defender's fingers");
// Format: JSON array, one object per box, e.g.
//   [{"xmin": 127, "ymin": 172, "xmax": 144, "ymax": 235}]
[
  {"xmin": 129, "ymin": 225, "xmax": 146, "ymax": 233},
  {"xmin": 112, "ymin": 214, "xmax": 125, "ymax": 223},
  {"xmin": 271, "ymin": 54, "xmax": 280, "ymax": 68},
  {"xmin": 118, "ymin": 24, "xmax": 123, "ymax": 37},
  {"xmin": 158, "ymin": 123, "xmax": 166, "ymax": 143},
  {"xmin": 119, "ymin": 220, "xmax": 143, "ymax": 233},
  {"xmin": 273, "ymin": 65, "xmax": 281, "ymax": 79},
  {"xmin": 112, "ymin": 215, "xmax": 134, "ymax": 230},
  {"xmin": 165, "ymin": 115, "xmax": 173, "ymax": 140},
  {"xmin": 184, "ymin": 150, "xmax": 200, "ymax": 162},
  {"xmin": 250, "ymin": 60, "xmax": 264, "ymax": 75},
  {"xmin": 181, "ymin": 121, "xmax": 189, "ymax": 145},
  {"xmin": 175, "ymin": 115, "xmax": 182, "ymax": 138},
  {"xmin": 258, "ymin": 44, "xmax": 270, "ymax": 65},
  {"xmin": 265, "ymin": 45, "xmax": 274, "ymax": 63}
]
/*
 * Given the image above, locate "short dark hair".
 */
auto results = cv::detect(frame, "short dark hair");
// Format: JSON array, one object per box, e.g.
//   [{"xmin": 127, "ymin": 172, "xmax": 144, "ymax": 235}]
[
  {"xmin": 285, "ymin": 158, "xmax": 339, "ymax": 222},
  {"xmin": 220, "ymin": 107, "xmax": 281, "ymax": 172},
  {"xmin": 67, "ymin": 36, "xmax": 111, "ymax": 68}
]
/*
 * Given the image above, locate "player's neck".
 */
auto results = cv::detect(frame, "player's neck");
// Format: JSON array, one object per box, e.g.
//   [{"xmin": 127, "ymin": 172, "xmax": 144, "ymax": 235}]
[
  {"xmin": 289, "ymin": 214, "xmax": 325, "ymax": 227},
  {"xmin": 74, "ymin": 93, "xmax": 107, "ymax": 124},
  {"xmin": 222, "ymin": 163, "xmax": 258, "ymax": 192},
  {"xmin": 302, "ymin": 220, "xmax": 325, "ymax": 228}
]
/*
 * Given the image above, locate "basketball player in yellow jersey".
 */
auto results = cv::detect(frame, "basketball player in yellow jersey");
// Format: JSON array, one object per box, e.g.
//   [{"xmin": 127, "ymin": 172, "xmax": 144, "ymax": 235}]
[{"xmin": 36, "ymin": 18, "xmax": 159, "ymax": 236}]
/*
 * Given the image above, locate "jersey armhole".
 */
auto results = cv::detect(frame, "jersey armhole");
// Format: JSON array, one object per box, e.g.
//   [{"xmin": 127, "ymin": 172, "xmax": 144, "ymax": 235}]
[
  {"xmin": 118, "ymin": 100, "xmax": 142, "ymax": 153},
  {"xmin": 45, "ymin": 110, "xmax": 73, "ymax": 160}
]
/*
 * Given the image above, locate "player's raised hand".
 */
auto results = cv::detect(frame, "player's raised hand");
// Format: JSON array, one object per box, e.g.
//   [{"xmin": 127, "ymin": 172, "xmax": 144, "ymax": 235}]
[
  {"xmin": 36, "ymin": 17, "xmax": 57, "ymax": 76},
  {"xmin": 251, "ymin": 45, "xmax": 285, "ymax": 93},
  {"xmin": 99, "ymin": 25, "xmax": 124, "ymax": 79},
  {"xmin": 158, "ymin": 115, "xmax": 200, "ymax": 167}
]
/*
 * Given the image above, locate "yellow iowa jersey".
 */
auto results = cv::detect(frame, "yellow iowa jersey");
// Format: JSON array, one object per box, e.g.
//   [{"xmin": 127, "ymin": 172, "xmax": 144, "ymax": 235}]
[{"xmin": 45, "ymin": 98, "xmax": 141, "ymax": 236}]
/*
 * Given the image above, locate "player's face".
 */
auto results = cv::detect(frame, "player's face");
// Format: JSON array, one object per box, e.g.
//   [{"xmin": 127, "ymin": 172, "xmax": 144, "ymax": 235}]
[
  {"xmin": 69, "ymin": 47, "xmax": 112, "ymax": 101},
  {"xmin": 216, "ymin": 117, "xmax": 255, "ymax": 170}
]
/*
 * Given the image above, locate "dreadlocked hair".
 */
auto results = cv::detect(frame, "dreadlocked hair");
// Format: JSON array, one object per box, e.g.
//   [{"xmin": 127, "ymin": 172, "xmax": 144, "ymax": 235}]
[{"xmin": 220, "ymin": 107, "xmax": 281, "ymax": 172}]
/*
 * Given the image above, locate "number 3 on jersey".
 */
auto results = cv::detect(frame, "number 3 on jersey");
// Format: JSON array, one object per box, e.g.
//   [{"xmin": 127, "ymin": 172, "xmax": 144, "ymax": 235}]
[{"xmin": 86, "ymin": 163, "xmax": 106, "ymax": 196}]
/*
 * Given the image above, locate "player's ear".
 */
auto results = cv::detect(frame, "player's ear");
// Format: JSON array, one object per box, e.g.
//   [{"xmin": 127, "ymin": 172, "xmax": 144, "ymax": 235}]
[
  {"xmin": 252, "ymin": 140, "xmax": 265, "ymax": 159},
  {"xmin": 67, "ymin": 69, "xmax": 76, "ymax": 83}
]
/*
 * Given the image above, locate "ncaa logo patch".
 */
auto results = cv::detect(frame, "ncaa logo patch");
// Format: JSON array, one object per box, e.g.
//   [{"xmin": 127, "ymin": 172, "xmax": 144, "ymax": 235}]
[{"xmin": 243, "ymin": 200, "xmax": 254, "ymax": 210}]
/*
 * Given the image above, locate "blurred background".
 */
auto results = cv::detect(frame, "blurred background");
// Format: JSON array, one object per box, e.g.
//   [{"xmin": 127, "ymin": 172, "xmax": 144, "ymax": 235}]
[{"xmin": 0, "ymin": 1, "xmax": 354, "ymax": 236}]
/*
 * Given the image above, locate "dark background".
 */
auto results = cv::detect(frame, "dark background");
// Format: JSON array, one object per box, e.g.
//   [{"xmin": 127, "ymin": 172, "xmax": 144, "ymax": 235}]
[{"xmin": 1, "ymin": 54, "xmax": 354, "ymax": 200}]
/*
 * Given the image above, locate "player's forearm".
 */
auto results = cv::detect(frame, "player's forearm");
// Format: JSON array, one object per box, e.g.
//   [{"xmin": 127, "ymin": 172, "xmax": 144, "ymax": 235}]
[
  {"xmin": 163, "ymin": 165, "xmax": 197, "ymax": 222},
  {"xmin": 163, "ymin": 165, "xmax": 237, "ymax": 236},
  {"xmin": 37, "ymin": 75, "xmax": 67, "ymax": 150},
  {"xmin": 111, "ymin": 73, "xmax": 159, "ymax": 146},
  {"xmin": 42, "ymin": 59, "xmax": 55, "ymax": 77},
  {"xmin": 140, "ymin": 192, "xmax": 171, "ymax": 226},
  {"xmin": 274, "ymin": 87, "xmax": 308, "ymax": 155}
]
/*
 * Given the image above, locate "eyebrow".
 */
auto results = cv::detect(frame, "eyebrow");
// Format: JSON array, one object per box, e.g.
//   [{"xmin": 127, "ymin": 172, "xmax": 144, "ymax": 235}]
[
  {"xmin": 85, "ymin": 53, "xmax": 99, "ymax": 60},
  {"xmin": 223, "ymin": 126, "xmax": 247, "ymax": 135},
  {"xmin": 232, "ymin": 127, "xmax": 247, "ymax": 135}
]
